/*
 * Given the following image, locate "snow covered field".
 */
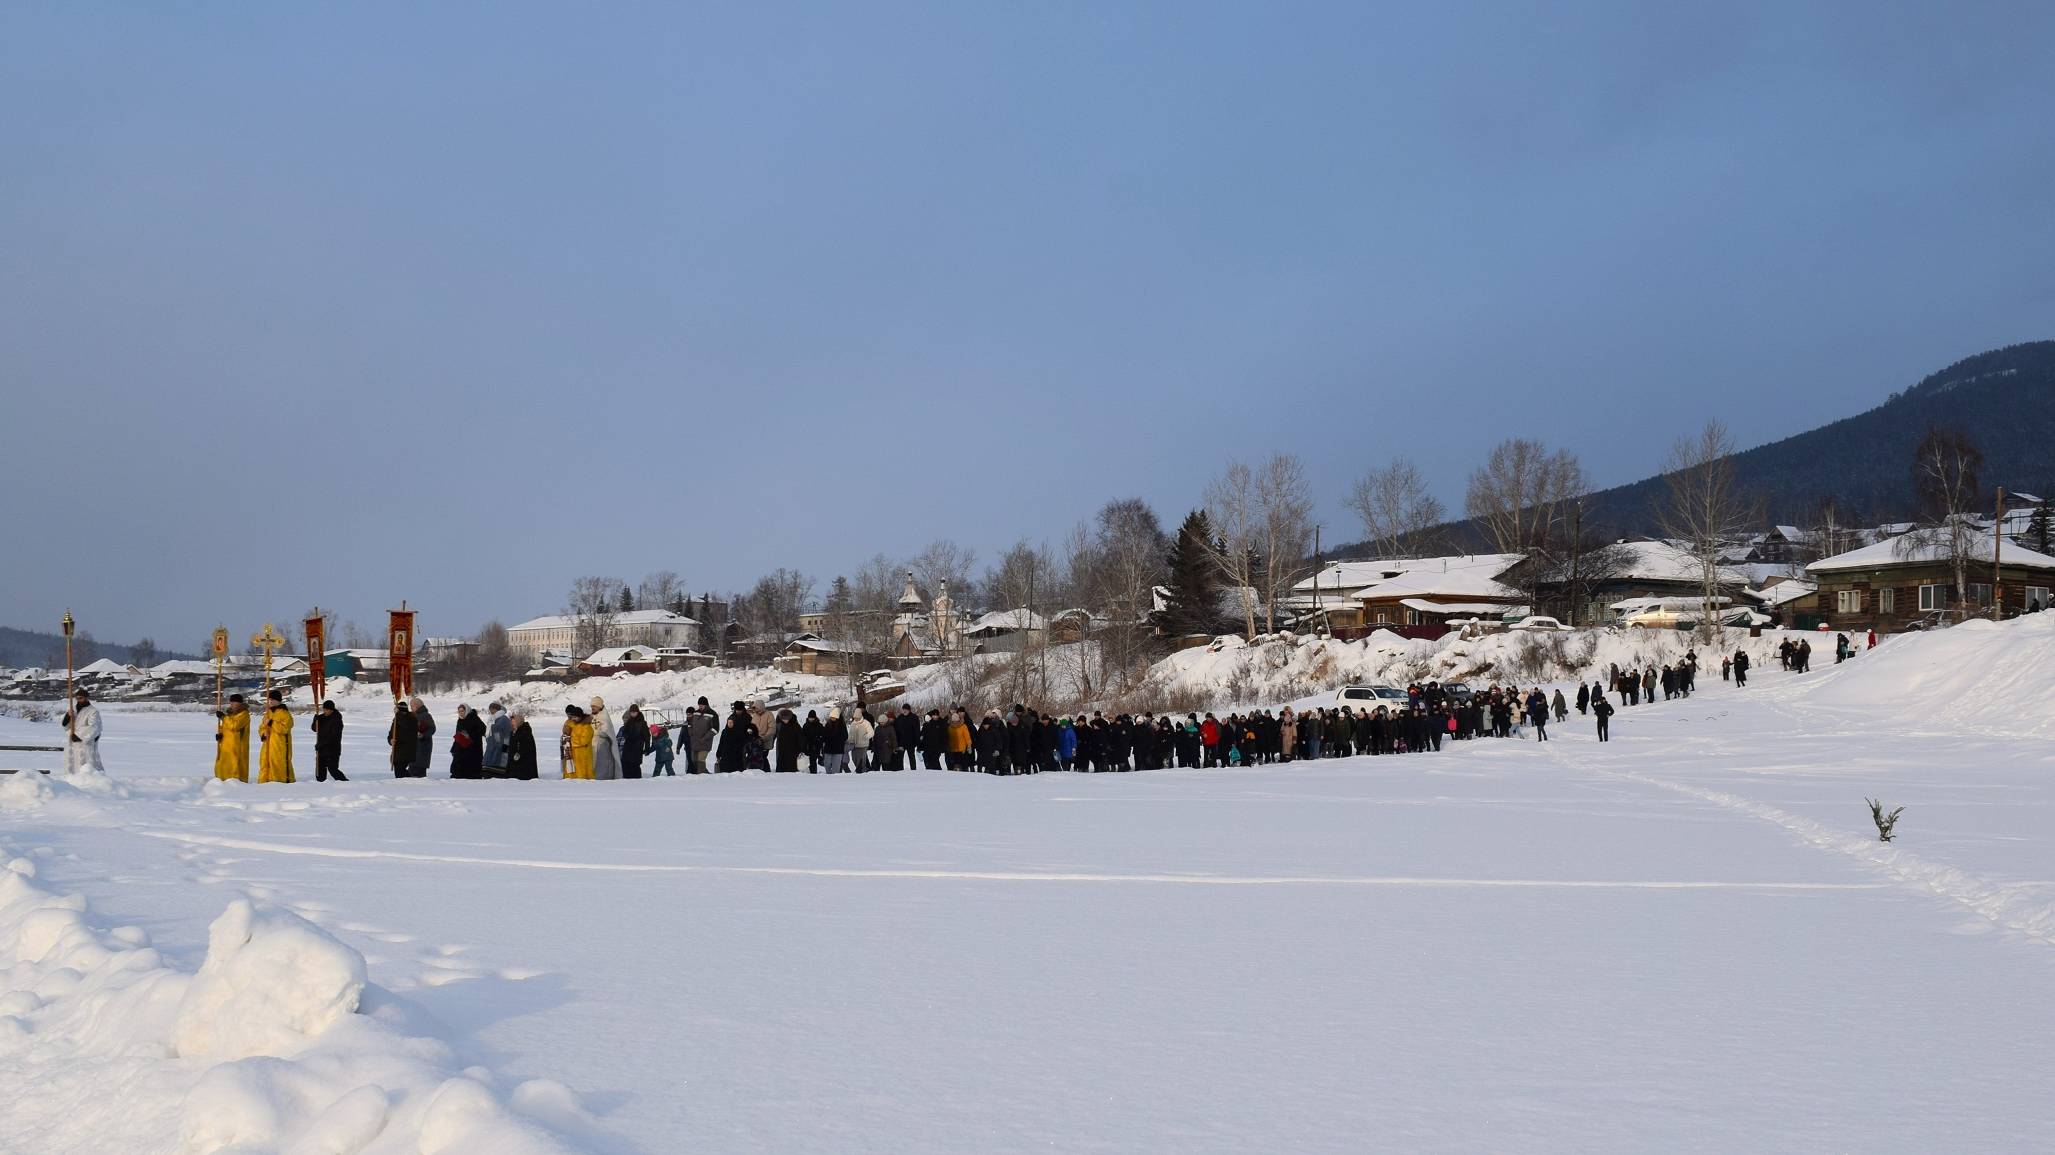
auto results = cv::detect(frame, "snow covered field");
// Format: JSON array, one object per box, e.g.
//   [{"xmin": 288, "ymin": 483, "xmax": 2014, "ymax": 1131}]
[{"xmin": 5, "ymin": 619, "xmax": 2055, "ymax": 1153}]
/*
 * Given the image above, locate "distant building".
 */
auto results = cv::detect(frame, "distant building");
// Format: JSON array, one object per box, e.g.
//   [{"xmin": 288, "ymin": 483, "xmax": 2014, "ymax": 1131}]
[{"xmin": 507, "ymin": 610, "xmax": 702, "ymax": 658}]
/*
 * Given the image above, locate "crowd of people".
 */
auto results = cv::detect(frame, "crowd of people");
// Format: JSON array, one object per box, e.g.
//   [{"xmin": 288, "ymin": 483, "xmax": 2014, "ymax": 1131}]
[{"xmin": 130, "ymin": 640, "xmax": 1819, "ymax": 782}]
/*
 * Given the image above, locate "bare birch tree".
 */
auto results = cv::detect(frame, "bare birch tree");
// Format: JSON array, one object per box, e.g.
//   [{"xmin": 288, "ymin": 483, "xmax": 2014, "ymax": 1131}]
[
  {"xmin": 1904, "ymin": 424, "xmax": 1985, "ymax": 613},
  {"xmin": 1200, "ymin": 461, "xmax": 1260, "ymax": 639},
  {"xmin": 1463, "ymin": 439, "xmax": 1587, "ymax": 559},
  {"xmin": 1345, "ymin": 457, "xmax": 1446, "ymax": 559},
  {"xmin": 566, "ymin": 575, "xmax": 625, "ymax": 657},
  {"xmin": 1253, "ymin": 453, "xmax": 1316, "ymax": 634},
  {"xmin": 1653, "ymin": 421, "xmax": 1755, "ymax": 640}
]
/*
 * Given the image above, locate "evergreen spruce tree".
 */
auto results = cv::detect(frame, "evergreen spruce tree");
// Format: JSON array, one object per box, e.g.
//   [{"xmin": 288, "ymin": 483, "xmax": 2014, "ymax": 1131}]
[
  {"xmin": 1155, "ymin": 509, "xmax": 1227, "ymax": 638},
  {"xmin": 618, "ymin": 584, "xmax": 635, "ymax": 614}
]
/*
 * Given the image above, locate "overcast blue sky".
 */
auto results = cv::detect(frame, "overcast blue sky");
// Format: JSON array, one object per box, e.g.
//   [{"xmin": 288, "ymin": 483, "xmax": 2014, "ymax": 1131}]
[{"xmin": 5, "ymin": 2, "xmax": 2053, "ymax": 645}]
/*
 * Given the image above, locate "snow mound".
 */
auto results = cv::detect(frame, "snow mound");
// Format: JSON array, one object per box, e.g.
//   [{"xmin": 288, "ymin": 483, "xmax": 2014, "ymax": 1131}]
[
  {"xmin": 1792, "ymin": 613, "xmax": 2055, "ymax": 739},
  {"xmin": 0, "ymin": 842, "xmax": 592, "ymax": 1153},
  {"xmin": 174, "ymin": 899, "xmax": 367, "ymax": 1059}
]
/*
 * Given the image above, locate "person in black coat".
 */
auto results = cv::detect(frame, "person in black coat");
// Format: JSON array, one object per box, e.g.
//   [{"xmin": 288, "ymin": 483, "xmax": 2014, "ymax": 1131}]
[
  {"xmin": 448, "ymin": 705, "xmax": 487, "ymax": 779},
  {"xmin": 618, "ymin": 705, "xmax": 650, "ymax": 779},
  {"xmin": 388, "ymin": 702, "xmax": 420, "ymax": 777},
  {"xmin": 801, "ymin": 711, "xmax": 826, "ymax": 771},
  {"xmin": 311, "ymin": 699, "xmax": 348, "ymax": 782},
  {"xmin": 715, "ymin": 711, "xmax": 755, "ymax": 773},
  {"xmin": 775, "ymin": 711, "xmax": 803, "ymax": 773},
  {"xmin": 920, "ymin": 710, "xmax": 947, "ymax": 770},
  {"xmin": 893, "ymin": 706, "xmax": 921, "ymax": 771},
  {"xmin": 506, "ymin": 713, "xmax": 539, "ymax": 779},
  {"xmin": 1576, "ymin": 683, "xmax": 1589, "ymax": 715},
  {"xmin": 1006, "ymin": 713, "xmax": 1033, "ymax": 775},
  {"xmin": 1593, "ymin": 691, "xmax": 1614, "ymax": 741}
]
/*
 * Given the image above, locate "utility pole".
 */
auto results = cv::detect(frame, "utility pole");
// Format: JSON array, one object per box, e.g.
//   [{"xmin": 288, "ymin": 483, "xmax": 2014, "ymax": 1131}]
[{"xmin": 1995, "ymin": 486, "xmax": 2006, "ymax": 619}]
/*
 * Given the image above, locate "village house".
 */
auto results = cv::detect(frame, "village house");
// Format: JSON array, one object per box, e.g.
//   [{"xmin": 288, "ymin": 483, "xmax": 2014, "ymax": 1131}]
[
  {"xmin": 773, "ymin": 637, "xmax": 867, "ymax": 677},
  {"xmin": 1534, "ymin": 540, "xmax": 1752, "ymax": 627},
  {"xmin": 1281, "ymin": 555, "xmax": 1525, "ymax": 636},
  {"xmin": 1806, "ymin": 529, "xmax": 2055, "ymax": 632}
]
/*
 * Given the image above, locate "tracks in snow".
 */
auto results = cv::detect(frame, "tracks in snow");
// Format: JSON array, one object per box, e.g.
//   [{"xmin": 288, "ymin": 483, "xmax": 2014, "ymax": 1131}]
[{"xmin": 139, "ymin": 829, "xmax": 1878, "ymax": 890}]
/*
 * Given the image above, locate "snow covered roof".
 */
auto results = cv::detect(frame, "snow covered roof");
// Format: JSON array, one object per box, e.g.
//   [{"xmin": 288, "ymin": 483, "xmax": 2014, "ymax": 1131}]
[
  {"xmin": 580, "ymin": 646, "xmax": 658, "ymax": 665},
  {"xmin": 149, "ymin": 660, "xmax": 216, "ymax": 677},
  {"xmin": 77, "ymin": 658, "xmax": 135, "ymax": 675},
  {"xmin": 1755, "ymin": 581, "xmax": 1818, "ymax": 607},
  {"xmin": 1808, "ymin": 531, "xmax": 2055, "ymax": 574},
  {"xmin": 787, "ymin": 638, "xmax": 863, "ymax": 653},
  {"xmin": 1398, "ymin": 599, "xmax": 1522, "ymax": 614},
  {"xmin": 1590, "ymin": 540, "xmax": 1749, "ymax": 586},
  {"xmin": 509, "ymin": 610, "xmax": 700, "ymax": 632},
  {"xmin": 1294, "ymin": 553, "xmax": 1525, "ymax": 597},
  {"xmin": 965, "ymin": 609, "xmax": 1046, "ymax": 634}
]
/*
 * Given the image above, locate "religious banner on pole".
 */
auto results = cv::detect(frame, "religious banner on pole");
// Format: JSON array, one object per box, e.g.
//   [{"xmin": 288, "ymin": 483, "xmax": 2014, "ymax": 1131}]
[
  {"xmin": 212, "ymin": 627, "xmax": 229, "ymax": 711},
  {"xmin": 304, "ymin": 611, "xmax": 327, "ymax": 707},
  {"xmin": 388, "ymin": 604, "xmax": 415, "ymax": 700}
]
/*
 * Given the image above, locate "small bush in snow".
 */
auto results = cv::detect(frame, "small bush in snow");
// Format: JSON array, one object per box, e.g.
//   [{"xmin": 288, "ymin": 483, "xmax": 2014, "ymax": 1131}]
[{"xmin": 1866, "ymin": 798, "xmax": 1904, "ymax": 842}]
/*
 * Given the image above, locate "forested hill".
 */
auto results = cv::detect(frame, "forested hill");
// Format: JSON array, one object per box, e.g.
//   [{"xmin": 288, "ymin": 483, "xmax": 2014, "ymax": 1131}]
[
  {"xmin": 0, "ymin": 626, "xmax": 199, "ymax": 670},
  {"xmin": 1337, "ymin": 339, "xmax": 2055, "ymax": 556},
  {"xmin": 1586, "ymin": 340, "xmax": 2055, "ymax": 530}
]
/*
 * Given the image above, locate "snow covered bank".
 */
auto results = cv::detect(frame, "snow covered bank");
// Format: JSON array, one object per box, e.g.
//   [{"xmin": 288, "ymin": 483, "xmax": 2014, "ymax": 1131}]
[
  {"xmin": 0, "ymin": 777, "xmax": 595, "ymax": 1155},
  {"xmin": 1790, "ymin": 612, "xmax": 2055, "ymax": 739},
  {"xmin": 1135, "ymin": 625, "xmax": 1793, "ymax": 711}
]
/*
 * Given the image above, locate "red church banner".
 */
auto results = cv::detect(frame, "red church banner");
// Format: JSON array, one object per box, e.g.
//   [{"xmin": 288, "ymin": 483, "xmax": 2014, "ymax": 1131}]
[
  {"xmin": 388, "ymin": 608, "xmax": 415, "ymax": 700},
  {"xmin": 304, "ymin": 614, "xmax": 327, "ymax": 706}
]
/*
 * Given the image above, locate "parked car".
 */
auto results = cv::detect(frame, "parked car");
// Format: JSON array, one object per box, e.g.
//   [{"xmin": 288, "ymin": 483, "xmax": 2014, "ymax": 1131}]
[
  {"xmin": 1510, "ymin": 615, "xmax": 1567, "ymax": 632},
  {"xmin": 1440, "ymin": 682, "xmax": 1476, "ymax": 704},
  {"xmin": 1336, "ymin": 684, "xmax": 1411, "ymax": 711}
]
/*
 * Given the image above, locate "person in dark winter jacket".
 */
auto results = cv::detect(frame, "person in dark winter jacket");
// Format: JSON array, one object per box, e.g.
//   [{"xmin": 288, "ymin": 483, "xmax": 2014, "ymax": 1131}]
[
  {"xmin": 1593, "ymin": 692, "xmax": 1614, "ymax": 741},
  {"xmin": 775, "ymin": 711, "xmax": 803, "ymax": 772},
  {"xmin": 506, "ymin": 712, "xmax": 539, "ymax": 779},
  {"xmin": 1575, "ymin": 683, "xmax": 1589, "ymax": 715},
  {"xmin": 1733, "ymin": 650, "xmax": 1750, "ymax": 686},
  {"xmin": 893, "ymin": 706, "xmax": 921, "ymax": 771},
  {"xmin": 802, "ymin": 711, "xmax": 826, "ymax": 772},
  {"xmin": 618, "ymin": 705, "xmax": 650, "ymax": 779},
  {"xmin": 920, "ymin": 710, "xmax": 947, "ymax": 770},
  {"xmin": 715, "ymin": 710, "xmax": 755, "ymax": 773},
  {"xmin": 310, "ymin": 699, "xmax": 347, "ymax": 782},
  {"xmin": 411, "ymin": 698, "xmax": 436, "ymax": 776},
  {"xmin": 388, "ymin": 701, "xmax": 420, "ymax": 778},
  {"xmin": 448, "ymin": 705, "xmax": 487, "ymax": 779}
]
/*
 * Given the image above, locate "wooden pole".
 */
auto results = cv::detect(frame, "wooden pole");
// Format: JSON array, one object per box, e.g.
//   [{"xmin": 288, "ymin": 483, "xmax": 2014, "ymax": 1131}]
[{"xmin": 61, "ymin": 611, "xmax": 75, "ymax": 744}]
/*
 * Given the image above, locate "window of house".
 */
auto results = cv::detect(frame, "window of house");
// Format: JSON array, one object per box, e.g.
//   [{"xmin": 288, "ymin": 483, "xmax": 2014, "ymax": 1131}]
[
  {"xmin": 1966, "ymin": 583, "xmax": 1993, "ymax": 607},
  {"xmin": 1836, "ymin": 589, "xmax": 1862, "ymax": 614},
  {"xmin": 1918, "ymin": 585, "xmax": 1944, "ymax": 611},
  {"xmin": 1404, "ymin": 609, "xmax": 1422, "ymax": 626},
  {"xmin": 2028, "ymin": 586, "xmax": 2051, "ymax": 610},
  {"xmin": 1877, "ymin": 588, "xmax": 1896, "ymax": 615}
]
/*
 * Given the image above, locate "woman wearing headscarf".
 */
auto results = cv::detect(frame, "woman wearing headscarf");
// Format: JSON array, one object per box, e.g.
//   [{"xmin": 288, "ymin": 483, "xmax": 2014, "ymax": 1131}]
[
  {"xmin": 588, "ymin": 697, "xmax": 618, "ymax": 780},
  {"xmin": 507, "ymin": 712, "xmax": 539, "ymax": 780},
  {"xmin": 388, "ymin": 701, "xmax": 419, "ymax": 778}
]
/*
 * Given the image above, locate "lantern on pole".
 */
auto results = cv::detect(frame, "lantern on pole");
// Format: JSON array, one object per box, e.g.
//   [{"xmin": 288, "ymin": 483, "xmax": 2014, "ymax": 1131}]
[
  {"xmin": 304, "ymin": 610, "xmax": 327, "ymax": 707},
  {"xmin": 388, "ymin": 602, "xmax": 416, "ymax": 700}
]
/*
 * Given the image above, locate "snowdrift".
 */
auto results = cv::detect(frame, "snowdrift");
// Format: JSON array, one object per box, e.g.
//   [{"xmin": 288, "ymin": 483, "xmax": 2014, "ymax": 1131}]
[
  {"xmin": 1791, "ymin": 612, "xmax": 2055, "ymax": 740},
  {"xmin": 0, "ymin": 781, "xmax": 594, "ymax": 1155},
  {"xmin": 1135, "ymin": 626, "xmax": 1793, "ymax": 711}
]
